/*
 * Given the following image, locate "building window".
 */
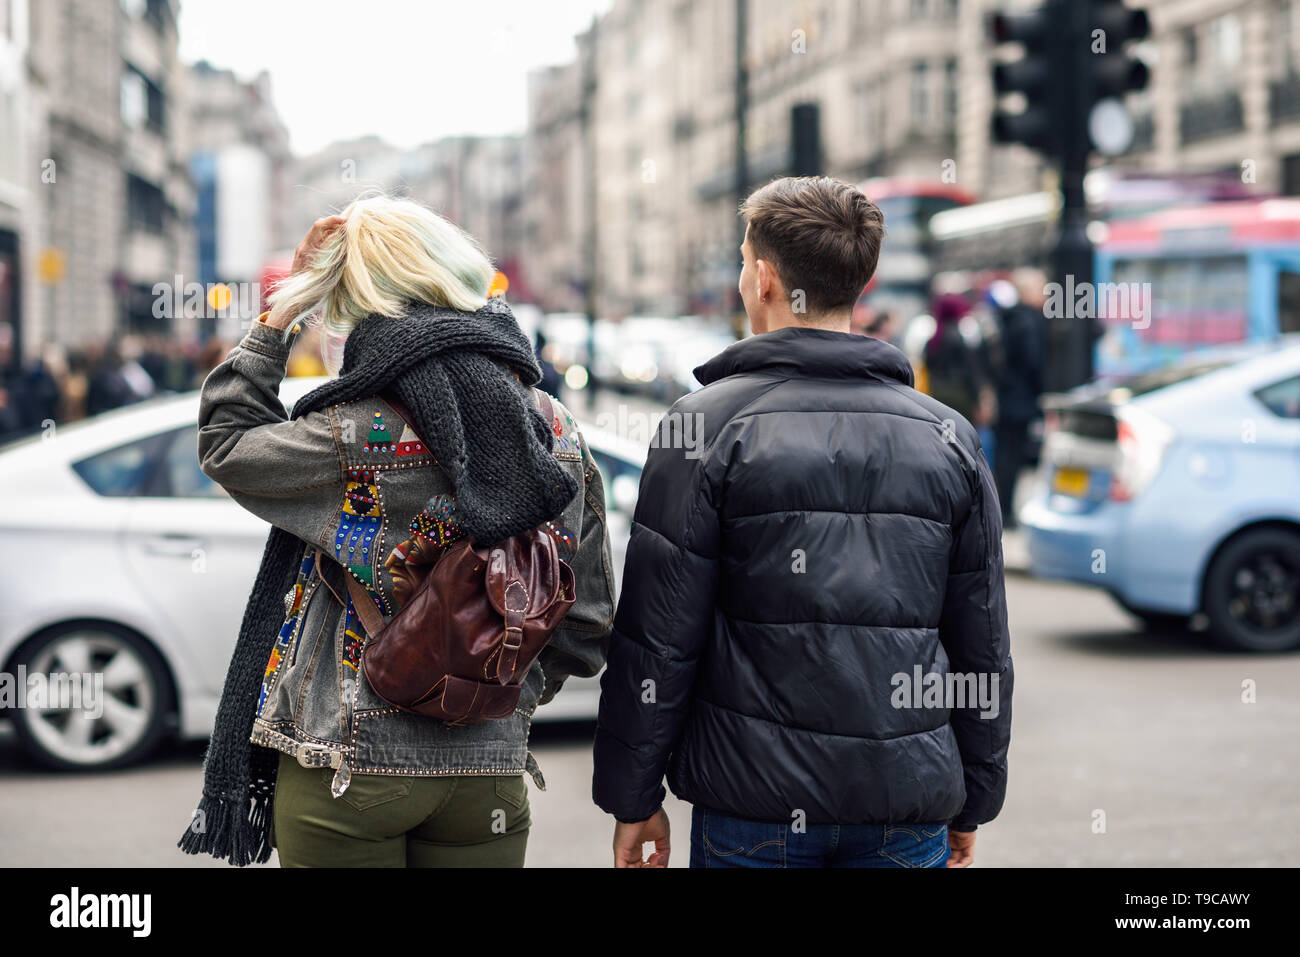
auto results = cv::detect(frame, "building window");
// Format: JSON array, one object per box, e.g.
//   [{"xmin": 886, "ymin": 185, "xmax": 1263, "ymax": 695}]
[
  {"xmin": 1279, "ymin": 0, "xmax": 1296, "ymax": 76},
  {"xmin": 122, "ymin": 0, "xmax": 169, "ymax": 33},
  {"xmin": 910, "ymin": 61, "xmax": 929, "ymax": 127},
  {"xmin": 145, "ymin": 0, "xmax": 169, "ymax": 33},
  {"xmin": 127, "ymin": 174, "xmax": 167, "ymax": 233},
  {"xmin": 1283, "ymin": 153, "xmax": 1300, "ymax": 195},
  {"xmin": 1182, "ymin": 26, "xmax": 1198, "ymax": 69},
  {"xmin": 120, "ymin": 70, "xmax": 146, "ymax": 129},
  {"xmin": 121, "ymin": 65, "xmax": 166, "ymax": 133},
  {"xmin": 944, "ymin": 57, "xmax": 958, "ymax": 128},
  {"xmin": 1210, "ymin": 14, "xmax": 1243, "ymax": 69}
]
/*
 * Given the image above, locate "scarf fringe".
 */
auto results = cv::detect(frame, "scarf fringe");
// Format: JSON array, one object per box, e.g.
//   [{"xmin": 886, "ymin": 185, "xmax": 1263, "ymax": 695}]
[{"xmin": 177, "ymin": 790, "xmax": 274, "ymax": 866}]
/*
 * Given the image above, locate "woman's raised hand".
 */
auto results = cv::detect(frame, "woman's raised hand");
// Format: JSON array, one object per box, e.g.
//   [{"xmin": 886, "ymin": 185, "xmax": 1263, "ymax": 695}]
[
  {"xmin": 291, "ymin": 215, "xmax": 347, "ymax": 276},
  {"xmin": 265, "ymin": 216, "xmax": 346, "ymax": 330}
]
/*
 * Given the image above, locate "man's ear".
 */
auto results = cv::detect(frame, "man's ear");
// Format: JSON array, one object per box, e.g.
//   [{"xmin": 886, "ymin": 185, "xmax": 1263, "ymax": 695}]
[{"xmin": 756, "ymin": 258, "xmax": 779, "ymax": 303}]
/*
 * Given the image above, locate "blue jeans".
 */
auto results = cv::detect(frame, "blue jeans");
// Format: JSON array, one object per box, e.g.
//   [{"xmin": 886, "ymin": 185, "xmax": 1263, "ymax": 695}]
[{"xmin": 689, "ymin": 807, "xmax": 951, "ymax": 868}]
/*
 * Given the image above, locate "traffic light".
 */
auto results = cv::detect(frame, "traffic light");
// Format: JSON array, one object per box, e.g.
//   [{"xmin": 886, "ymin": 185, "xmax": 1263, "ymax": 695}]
[
  {"xmin": 1087, "ymin": 0, "xmax": 1151, "ymax": 156},
  {"xmin": 790, "ymin": 103, "xmax": 822, "ymax": 177},
  {"xmin": 1092, "ymin": 0, "xmax": 1151, "ymax": 99},
  {"xmin": 989, "ymin": 3, "xmax": 1062, "ymax": 154},
  {"xmin": 989, "ymin": 1, "xmax": 1151, "ymax": 157},
  {"xmin": 987, "ymin": 1, "xmax": 1151, "ymax": 390}
]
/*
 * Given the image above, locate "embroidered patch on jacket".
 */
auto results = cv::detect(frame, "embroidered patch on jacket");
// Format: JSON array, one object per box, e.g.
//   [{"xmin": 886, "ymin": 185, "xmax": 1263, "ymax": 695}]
[
  {"xmin": 335, "ymin": 468, "xmax": 381, "ymax": 575},
  {"xmin": 552, "ymin": 431, "xmax": 582, "ymax": 458},
  {"xmin": 341, "ymin": 592, "xmax": 365, "ymax": 673},
  {"xmin": 394, "ymin": 422, "xmax": 426, "ymax": 457},
  {"xmin": 258, "ymin": 552, "xmax": 315, "ymax": 715},
  {"xmin": 380, "ymin": 494, "xmax": 464, "ymax": 611},
  {"xmin": 409, "ymin": 493, "xmax": 465, "ymax": 549},
  {"xmin": 362, "ymin": 411, "xmax": 396, "ymax": 453},
  {"xmin": 544, "ymin": 521, "xmax": 576, "ymax": 561}
]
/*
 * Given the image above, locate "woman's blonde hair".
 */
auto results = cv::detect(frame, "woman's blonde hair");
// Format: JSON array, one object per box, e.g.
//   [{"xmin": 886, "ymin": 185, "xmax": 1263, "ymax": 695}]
[{"xmin": 268, "ymin": 193, "xmax": 496, "ymax": 373}]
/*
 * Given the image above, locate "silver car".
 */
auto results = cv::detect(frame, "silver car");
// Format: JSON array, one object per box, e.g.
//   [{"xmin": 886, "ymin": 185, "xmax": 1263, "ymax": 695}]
[{"xmin": 0, "ymin": 378, "xmax": 643, "ymax": 769}]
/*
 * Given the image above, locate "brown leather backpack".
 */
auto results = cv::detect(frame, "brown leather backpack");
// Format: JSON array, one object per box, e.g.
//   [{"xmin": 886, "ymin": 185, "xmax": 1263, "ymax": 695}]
[{"xmin": 316, "ymin": 391, "xmax": 577, "ymax": 726}]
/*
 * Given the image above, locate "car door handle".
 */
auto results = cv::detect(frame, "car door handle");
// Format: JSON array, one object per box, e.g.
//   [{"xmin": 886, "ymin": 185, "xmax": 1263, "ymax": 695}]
[{"xmin": 141, "ymin": 534, "xmax": 208, "ymax": 556}]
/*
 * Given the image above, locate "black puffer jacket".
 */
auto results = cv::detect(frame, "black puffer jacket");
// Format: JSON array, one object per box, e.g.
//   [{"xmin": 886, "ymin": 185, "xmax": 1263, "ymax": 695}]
[{"xmin": 592, "ymin": 326, "xmax": 1012, "ymax": 829}]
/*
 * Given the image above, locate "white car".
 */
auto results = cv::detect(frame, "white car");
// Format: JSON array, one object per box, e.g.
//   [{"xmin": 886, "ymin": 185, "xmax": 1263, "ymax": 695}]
[{"xmin": 0, "ymin": 379, "xmax": 644, "ymax": 770}]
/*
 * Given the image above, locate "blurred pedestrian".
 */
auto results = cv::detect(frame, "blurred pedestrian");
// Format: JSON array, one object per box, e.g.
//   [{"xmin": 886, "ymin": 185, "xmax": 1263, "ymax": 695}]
[
  {"xmin": 180, "ymin": 196, "xmax": 615, "ymax": 868},
  {"xmin": 923, "ymin": 292, "xmax": 995, "ymax": 430},
  {"xmin": 118, "ymin": 336, "xmax": 156, "ymax": 400},
  {"xmin": 85, "ymin": 342, "xmax": 137, "ymax": 416},
  {"xmin": 592, "ymin": 176, "xmax": 1012, "ymax": 869},
  {"xmin": 853, "ymin": 304, "xmax": 899, "ymax": 343},
  {"xmin": 23, "ymin": 344, "xmax": 68, "ymax": 427},
  {"xmin": 62, "ymin": 349, "xmax": 89, "ymax": 421},
  {"xmin": 993, "ymin": 268, "xmax": 1048, "ymax": 528},
  {"xmin": 194, "ymin": 336, "xmax": 230, "ymax": 388},
  {"xmin": 533, "ymin": 329, "xmax": 563, "ymax": 396},
  {"xmin": 0, "ymin": 325, "xmax": 24, "ymax": 441}
]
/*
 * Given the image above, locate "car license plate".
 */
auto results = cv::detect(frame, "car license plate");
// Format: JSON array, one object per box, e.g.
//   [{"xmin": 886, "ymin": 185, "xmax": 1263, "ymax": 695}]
[{"xmin": 1051, "ymin": 466, "xmax": 1090, "ymax": 497}]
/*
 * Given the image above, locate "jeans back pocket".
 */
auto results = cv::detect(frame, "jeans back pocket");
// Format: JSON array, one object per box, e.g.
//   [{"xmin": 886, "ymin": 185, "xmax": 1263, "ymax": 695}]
[
  {"xmin": 698, "ymin": 810, "xmax": 787, "ymax": 868},
  {"xmin": 880, "ymin": 824, "xmax": 949, "ymax": 868}
]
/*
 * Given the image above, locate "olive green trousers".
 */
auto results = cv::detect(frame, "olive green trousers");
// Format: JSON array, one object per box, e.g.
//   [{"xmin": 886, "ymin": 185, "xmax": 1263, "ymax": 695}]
[{"xmin": 271, "ymin": 751, "xmax": 531, "ymax": 867}]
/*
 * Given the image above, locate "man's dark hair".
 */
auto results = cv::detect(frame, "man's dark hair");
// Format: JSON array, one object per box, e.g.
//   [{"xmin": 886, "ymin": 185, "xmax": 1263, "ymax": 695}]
[{"xmin": 740, "ymin": 176, "xmax": 885, "ymax": 315}]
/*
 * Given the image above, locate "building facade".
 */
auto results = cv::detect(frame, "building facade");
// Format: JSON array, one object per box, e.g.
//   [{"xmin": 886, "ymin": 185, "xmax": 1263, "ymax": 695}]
[
  {"xmin": 287, "ymin": 134, "xmax": 526, "ymax": 296},
  {"xmin": 0, "ymin": 0, "xmax": 31, "ymax": 365},
  {"xmin": 12, "ymin": 0, "xmax": 196, "ymax": 358},
  {"xmin": 188, "ymin": 62, "xmax": 292, "ymax": 276},
  {"xmin": 521, "ymin": 0, "xmax": 1300, "ymax": 321}
]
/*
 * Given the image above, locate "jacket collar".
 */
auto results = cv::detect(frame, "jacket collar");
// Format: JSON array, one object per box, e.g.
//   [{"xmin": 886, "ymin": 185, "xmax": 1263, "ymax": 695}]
[{"xmin": 694, "ymin": 325, "xmax": 915, "ymax": 388}]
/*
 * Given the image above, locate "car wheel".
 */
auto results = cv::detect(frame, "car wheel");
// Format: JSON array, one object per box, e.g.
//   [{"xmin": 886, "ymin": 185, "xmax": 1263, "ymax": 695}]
[
  {"xmin": 1203, "ymin": 528, "xmax": 1300, "ymax": 652},
  {"xmin": 8, "ymin": 623, "xmax": 172, "ymax": 770}
]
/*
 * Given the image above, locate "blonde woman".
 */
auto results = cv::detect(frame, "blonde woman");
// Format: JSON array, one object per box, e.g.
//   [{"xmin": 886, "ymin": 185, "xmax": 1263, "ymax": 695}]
[{"xmin": 179, "ymin": 196, "xmax": 615, "ymax": 867}]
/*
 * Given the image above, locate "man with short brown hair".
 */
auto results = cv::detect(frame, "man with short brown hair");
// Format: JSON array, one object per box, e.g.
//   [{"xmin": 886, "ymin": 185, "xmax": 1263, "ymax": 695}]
[
  {"xmin": 737, "ymin": 175, "xmax": 885, "ymax": 323},
  {"xmin": 593, "ymin": 175, "xmax": 1013, "ymax": 869}
]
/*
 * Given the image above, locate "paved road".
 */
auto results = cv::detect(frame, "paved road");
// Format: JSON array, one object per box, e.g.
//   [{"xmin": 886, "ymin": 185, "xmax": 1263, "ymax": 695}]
[{"xmin": 1, "ymin": 572, "xmax": 1297, "ymax": 867}]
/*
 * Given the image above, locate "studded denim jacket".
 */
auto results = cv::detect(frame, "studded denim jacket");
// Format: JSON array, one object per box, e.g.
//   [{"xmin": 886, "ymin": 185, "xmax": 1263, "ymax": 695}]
[{"xmin": 197, "ymin": 319, "xmax": 616, "ymax": 796}]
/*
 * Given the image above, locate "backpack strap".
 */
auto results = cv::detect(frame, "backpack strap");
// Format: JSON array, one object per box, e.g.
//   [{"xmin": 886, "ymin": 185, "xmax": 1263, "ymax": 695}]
[
  {"xmin": 536, "ymin": 389, "xmax": 557, "ymax": 429},
  {"xmin": 314, "ymin": 548, "xmax": 386, "ymax": 638}
]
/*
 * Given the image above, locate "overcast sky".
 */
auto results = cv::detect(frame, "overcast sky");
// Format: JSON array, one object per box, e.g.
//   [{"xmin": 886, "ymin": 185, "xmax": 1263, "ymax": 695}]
[{"xmin": 178, "ymin": 0, "xmax": 611, "ymax": 156}]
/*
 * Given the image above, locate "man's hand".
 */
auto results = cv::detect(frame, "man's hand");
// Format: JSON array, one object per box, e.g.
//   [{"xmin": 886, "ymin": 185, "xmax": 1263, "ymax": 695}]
[
  {"xmin": 947, "ymin": 828, "xmax": 976, "ymax": 868},
  {"xmin": 613, "ymin": 807, "xmax": 670, "ymax": 868}
]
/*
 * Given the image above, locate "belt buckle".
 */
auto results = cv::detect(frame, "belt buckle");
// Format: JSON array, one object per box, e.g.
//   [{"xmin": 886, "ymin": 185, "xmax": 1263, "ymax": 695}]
[{"xmin": 296, "ymin": 742, "xmax": 342, "ymax": 770}]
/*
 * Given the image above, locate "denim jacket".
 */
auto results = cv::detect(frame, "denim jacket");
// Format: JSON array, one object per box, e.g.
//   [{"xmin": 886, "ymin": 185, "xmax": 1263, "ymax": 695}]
[{"xmin": 197, "ymin": 319, "xmax": 615, "ymax": 794}]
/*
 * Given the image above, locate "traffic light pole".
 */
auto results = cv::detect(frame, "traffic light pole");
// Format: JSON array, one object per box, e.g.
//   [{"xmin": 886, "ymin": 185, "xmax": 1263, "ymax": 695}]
[
  {"xmin": 581, "ymin": 18, "xmax": 600, "ymax": 412},
  {"xmin": 1053, "ymin": 0, "xmax": 1097, "ymax": 392},
  {"xmin": 733, "ymin": 0, "xmax": 749, "ymax": 339},
  {"xmin": 993, "ymin": 0, "xmax": 1150, "ymax": 391}
]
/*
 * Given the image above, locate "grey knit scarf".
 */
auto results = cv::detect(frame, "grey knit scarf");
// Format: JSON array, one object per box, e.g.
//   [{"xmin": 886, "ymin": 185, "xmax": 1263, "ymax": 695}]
[{"xmin": 178, "ymin": 296, "xmax": 577, "ymax": 865}]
